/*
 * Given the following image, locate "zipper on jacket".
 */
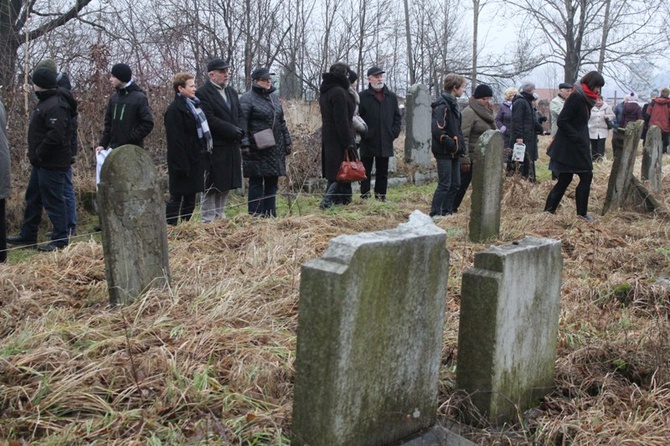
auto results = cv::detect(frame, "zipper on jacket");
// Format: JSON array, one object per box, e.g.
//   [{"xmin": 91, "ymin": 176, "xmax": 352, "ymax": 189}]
[{"xmin": 120, "ymin": 104, "xmax": 126, "ymax": 121}]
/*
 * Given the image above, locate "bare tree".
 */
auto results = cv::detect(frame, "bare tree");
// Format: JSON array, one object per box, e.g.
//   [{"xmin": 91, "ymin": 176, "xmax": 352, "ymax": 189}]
[{"xmin": 0, "ymin": 0, "xmax": 95, "ymax": 87}]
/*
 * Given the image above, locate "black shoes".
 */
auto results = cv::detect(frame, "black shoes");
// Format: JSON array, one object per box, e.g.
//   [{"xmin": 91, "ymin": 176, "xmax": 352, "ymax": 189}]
[
  {"xmin": 37, "ymin": 243, "xmax": 66, "ymax": 253},
  {"xmin": 6, "ymin": 235, "xmax": 37, "ymax": 246}
]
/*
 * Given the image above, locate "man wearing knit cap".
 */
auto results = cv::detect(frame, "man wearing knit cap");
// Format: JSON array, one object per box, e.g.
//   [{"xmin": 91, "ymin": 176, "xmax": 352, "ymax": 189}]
[
  {"xmin": 33, "ymin": 58, "xmax": 79, "ymax": 236},
  {"xmin": 358, "ymin": 66, "xmax": 402, "ymax": 202},
  {"xmin": 509, "ymin": 80, "xmax": 539, "ymax": 181},
  {"xmin": 196, "ymin": 58, "xmax": 244, "ymax": 221},
  {"xmin": 7, "ymin": 69, "xmax": 75, "ymax": 252},
  {"xmin": 95, "ymin": 63, "xmax": 154, "ymax": 153},
  {"xmin": 550, "ymin": 82, "xmax": 572, "ymax": 137}
]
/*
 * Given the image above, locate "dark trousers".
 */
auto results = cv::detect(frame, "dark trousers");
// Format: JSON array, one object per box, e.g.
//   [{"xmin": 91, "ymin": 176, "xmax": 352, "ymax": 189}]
[
  {"xmin": 452, "ymin": 166, "xmax": 472, "ymax": 212},
  {"xmin": 360, "ymin": 156, "xmax": 389, "ymax": 199},
  {"xmin": 248, "ymin": 176, "xmax": 279, "ymax": 217},
  {"xmin": 320, "ymin": 180, "xmax": 352, "ymax": 208},
  {"xmin": 544, "ymin": 171, "xmax": 593, "ymax": 216},
  {"xmin": 590, "ymin": 138, "xmax": 606, "ymax": 161},
  {"xmin": 166, "ymin": 193, "xmax": 196, "ymax": 225},
  {"xmin": 0, "ymin": 199, "xmax": 6, "ymax": 263},
  {"xmin": 64, "ymin": 167, "xmax": 77, "ymax": 235},
  {"xmin": 19, "ymin": 167, "xmax": 68, "ymax": 246},
  {"xmin": 430, "ymin": 158, "xmax": 460, "ymax": 216},
  {"xmin": 662, "ymin": 131, "xmax": 670, "ymax": 154}
]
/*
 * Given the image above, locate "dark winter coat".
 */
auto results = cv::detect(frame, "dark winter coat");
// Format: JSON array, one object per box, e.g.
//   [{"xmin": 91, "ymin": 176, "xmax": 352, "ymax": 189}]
[
  {"xmin": 56, "ymin": 72, "xmax": 78, "ymax": 159},
  {"xmin": 164, "ymin": 94, "xmax": 208, "ymax": 195},
  {"xmin": 619, "ymin": 101, "xmax": 642, "ymax": 129},
  {"xmin": 196, "ymin": 80, "xmax": 244, "ymax": 191},
  {"xmin": 495, "ymin": 100, "xmax": 513, "ymax": 148},
  {"xmin": 431, "ymin": 93, "xmax": 465, "ymax": 160},
  {"xmin": 318, "ymin": 72, "xmax": 356, "ymax": 181},
  {"xmin": 509, "ymin": 92, "xmax": 539, "ymax": 161},
  {"xmin": 240, "ymin": 83, "xmax": 292, "ymax": 178},
  {"xmin": 99, "ymin": 82, "xmax": 154, "ymax": 149},
  {"xmin": 358, "ymin": 85, "xmax": 402, "ymax": 157},
  {"xmin": 28, "ymin": 89, "xmax": 75, "ymax": 171},
  {"xmin": 547, "ymin": 85, "xmax": 594, "ymax": 173}
]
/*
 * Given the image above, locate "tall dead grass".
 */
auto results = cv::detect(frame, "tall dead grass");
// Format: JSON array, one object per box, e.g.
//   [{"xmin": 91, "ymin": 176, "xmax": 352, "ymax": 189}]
[{"xmin": 1, "ymin": 138, "xmax": 670, "ymax": 445}]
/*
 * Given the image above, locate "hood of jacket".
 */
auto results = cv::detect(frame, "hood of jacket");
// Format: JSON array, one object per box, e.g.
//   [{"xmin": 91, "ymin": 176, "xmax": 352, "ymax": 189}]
[
  {"xmin": 116, "ymin": 81, "xmax": 144, "ymax": 96},
  {"xmin": 320, "ymin": 72, "xmax": 350, "ymax": 95},
  {"xmin": 467, "ymin": 97, "xmax": 494, "ymax": 124},
  {"xmin": 653, "ymin": 96, "xmax": 670, "ymax": 106}
]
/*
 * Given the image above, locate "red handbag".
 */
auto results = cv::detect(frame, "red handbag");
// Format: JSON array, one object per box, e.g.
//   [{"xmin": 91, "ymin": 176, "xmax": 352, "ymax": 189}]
[{"xmin": 337, "ymin": 147, "xmax": 367, "ymax": 182}]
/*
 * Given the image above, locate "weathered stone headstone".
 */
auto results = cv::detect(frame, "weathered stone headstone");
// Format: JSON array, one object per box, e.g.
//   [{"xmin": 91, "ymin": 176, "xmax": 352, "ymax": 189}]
[
  {"xmin": 468, "ymin": 130, "xmax": 503, "ymax": 242},
  {"xmin": 602, "ymin": 120, "xmax": 643, "ymax": 215},
  {"xmin": 457, "ymin": 236, "xmax": 562, "ymax": 424},
  {"xmin": 404, "ymin": 84, "xmax": 432, "ymax": 167},
  {"xmin": 97, "ymin": 145, "xmax": 170, "ymax": 305},
  {"xmin": 293, "ymin": 211, "xmax": 449, "ymax": 446},
  {"xmin": 641, "ymin": 125, "xmax": 662, "ymax": 194}
]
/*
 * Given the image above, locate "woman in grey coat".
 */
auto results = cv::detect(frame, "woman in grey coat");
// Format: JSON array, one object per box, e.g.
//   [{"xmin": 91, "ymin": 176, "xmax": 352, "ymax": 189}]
[
  {"xmin": 0, "ymin": 97, "xmax": 10, "ymax": 262},
  {"xmin": 240, "ymin": 67, "xmax": 292, "ymax": 217}
]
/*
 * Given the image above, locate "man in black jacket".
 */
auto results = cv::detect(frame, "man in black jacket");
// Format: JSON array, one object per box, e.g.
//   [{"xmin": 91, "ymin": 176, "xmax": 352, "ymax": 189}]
[
  {"xmin": 7, "ymin": 69, "xmax": 76, "ymax": 252},
  {"xmin": 33, "ymin": 59, "xmax": 79, "ymax": 235},
  {"xmin": 95, "ymin": 63, "xmax": 154, "ymax": 153},
  {"xmin": 358, "ymin": 66, "xmax": 402, "ymax": 201},
  {"xmin": 195, "ymin": 58, "xmax": 244, "ymax": 222}
]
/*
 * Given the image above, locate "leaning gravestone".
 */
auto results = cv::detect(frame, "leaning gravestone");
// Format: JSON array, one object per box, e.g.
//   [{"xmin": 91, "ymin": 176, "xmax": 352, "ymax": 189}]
[
  {"xmin": 641, "ymin": 125, "xmax": 662, "ymax": 194},
  {"xmin": 97, "ymin": 145, "xmax": 170, "ymax": 306},
  {"xmin": 293, "ymin": 211, "xmax": 449, "ymax": 446},
  {"xmin": 469, "ymin": 130, "xmax": 503, "ymax": 242},
  {"xmin": 457, "ymin": 237, "xmax": 562, "ymax": 424},
  {"xmin": 602, "ymin": 120, "xmax": 643, "ymax": 215},
  {"xmin": 404, "ymin": 84, "xmax": 433, "ymax": 168}
]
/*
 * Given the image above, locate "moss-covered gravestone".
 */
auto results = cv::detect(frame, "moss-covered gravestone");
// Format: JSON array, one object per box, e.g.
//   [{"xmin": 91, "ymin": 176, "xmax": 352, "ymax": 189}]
[
  {"xmin": 97, "ymin": 145, "xmax": 170, "ymax": 305},
  {"xmin": 641, "ymin": 125, "xmax": 662, "ymax": 194},
  {"xmin": 457, "ymin": 236, "xmax": 562, "ymax": 424},
  {"xmin": 293, "ymin": 211, "xmax": 449, "ymax": 446},
  {"xmin": 469, "ymin": 130, "xmax": 503, "ymax": 242}
]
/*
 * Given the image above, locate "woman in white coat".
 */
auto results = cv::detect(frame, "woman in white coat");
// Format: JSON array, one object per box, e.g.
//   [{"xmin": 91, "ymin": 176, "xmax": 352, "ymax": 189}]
[{"xmin": 588, "ymin": 95, "xmax": 615, "ymax": 161}]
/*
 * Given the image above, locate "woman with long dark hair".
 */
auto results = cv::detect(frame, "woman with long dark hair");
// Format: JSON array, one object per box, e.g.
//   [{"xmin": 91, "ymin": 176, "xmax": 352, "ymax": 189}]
[{"xmin": 544, "ymin": 71, "xmax": 605, "ymax": 222}]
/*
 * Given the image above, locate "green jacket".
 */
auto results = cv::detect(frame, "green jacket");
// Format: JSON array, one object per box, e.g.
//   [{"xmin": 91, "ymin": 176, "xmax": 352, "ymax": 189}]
[{"xmin": 460, "ymin": 97, "xmax": 495, "ymax": 163}]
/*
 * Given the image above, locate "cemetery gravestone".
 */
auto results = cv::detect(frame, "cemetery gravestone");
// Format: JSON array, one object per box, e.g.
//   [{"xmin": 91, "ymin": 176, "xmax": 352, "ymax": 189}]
[
  {"xmin": 457, "ymin": 236, "xmax": 562, "ymax": 424},
  {"xmin": 641, "ymin": 125, "xmax": 662, "ymax": 194},
  {"xmin": 404, "ymin": 84, "xmax": 433, "ymax": 168},
  {"xmin": 97, "ymin": 145, "xmax": 170, "ymax": 305},
  {"xmin": 602, "ymin": 120, "xmax": 643, "ymax": 215},
  {"xmin": 468, "ymin": 130, "xmax": 503, "ymax": 242},
  {"xmin": 293, "ymin": 211, "xmax": 449, "ymax": 446}
]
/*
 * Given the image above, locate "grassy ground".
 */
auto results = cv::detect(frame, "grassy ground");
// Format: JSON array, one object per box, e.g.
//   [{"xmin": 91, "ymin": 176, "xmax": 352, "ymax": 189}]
[{"xmin": 1, "ymin": 137, "xmax": 670, "ymax": 445}]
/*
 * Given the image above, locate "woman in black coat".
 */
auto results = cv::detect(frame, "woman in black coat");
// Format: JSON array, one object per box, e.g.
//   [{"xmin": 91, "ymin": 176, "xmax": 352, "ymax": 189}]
[
  {"xmin": 544, "ymin": 71, "xmax": 605, "ymax": 222},
  {"xmin": 240, "ymin": 67, "xmax": 292, "ymax": 217},
  {"xmin": 318, "ymin": 62, "xmax": 356, "ymax": 209},
  {"xmin": 164, "ymin": 72, "xmax": 209, "ymax": 225}
]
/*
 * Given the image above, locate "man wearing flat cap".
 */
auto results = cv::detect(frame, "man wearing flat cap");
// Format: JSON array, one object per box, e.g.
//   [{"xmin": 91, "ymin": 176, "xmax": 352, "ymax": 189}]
[
  {"xmin": 358, "ymin": 66, "xmax": 402, "ymax": 202},
  {"xmin": 7, "ymin": 69, "xmax": 77, "ymax": 252},
  {"xmin": 196, "ymin": 58, "xmax": 244, "ymax": 222},
  {"xmin": 550, "ymin": 82, "xmax": 573, "ymax": 137},
  {"xmin": 96, "ymin": 63, "xmax": 154, "ymax": 153}
]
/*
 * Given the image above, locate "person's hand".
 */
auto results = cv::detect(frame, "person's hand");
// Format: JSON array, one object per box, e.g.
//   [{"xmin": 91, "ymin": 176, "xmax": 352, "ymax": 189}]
[
  {"xmin": 241, "ymin": 146, "xmax": 251, "ymax": 156},
  {"xmin": 516, "ymin": 138, "xmax": 524, "ymax": 144},
  {"xmin": 285, "ymin": 145, "xmax": 292, "ymax": 155},
  {"xmin": 460, "ymin": 162, "xmax": 471, "ymax": 173},
  {"xmin": 95, "ymin": 146, "xmax": 104, "ymax": 154},
  {"xmin": 235, "ymin": 127, "xmax": 244, "ymax": 139}
]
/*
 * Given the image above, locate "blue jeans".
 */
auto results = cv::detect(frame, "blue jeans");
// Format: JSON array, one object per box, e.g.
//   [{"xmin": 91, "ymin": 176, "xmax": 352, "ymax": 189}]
[
  {"xmin": 20, "ymin": 167, "xmax": 68, "ymax": 247},
  {"xmin": 248, "ymin": 176, "xmax": 279, "ymax": 217},
  {"xmin": 63, "ymin": 167, "xmax": 77, "ymax": 235},
  {"xmin": 430, "ymin": 158, "xmax": 460, "ymax": 216}
]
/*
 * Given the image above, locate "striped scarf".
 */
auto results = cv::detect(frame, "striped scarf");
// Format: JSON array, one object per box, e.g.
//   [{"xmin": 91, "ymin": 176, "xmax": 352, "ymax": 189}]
[{"xmin": 181, "ymin": 94, "xmax": 213, "ymax": 153}]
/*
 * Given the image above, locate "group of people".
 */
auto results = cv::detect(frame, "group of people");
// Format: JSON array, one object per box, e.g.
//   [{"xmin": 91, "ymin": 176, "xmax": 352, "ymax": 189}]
[
  {"xmin": 2, "ymin": 57, "xmax": 669, "ymax": 262},
  {"xmin": 0, "ymin": 58, "xmax": 298, "ymax": 260}
]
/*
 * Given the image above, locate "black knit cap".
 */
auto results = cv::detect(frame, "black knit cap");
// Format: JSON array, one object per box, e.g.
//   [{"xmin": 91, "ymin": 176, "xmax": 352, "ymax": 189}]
[
  {"xmin": 111, "ymin": 63, "xmax": 132, "ymax": 83},
  {"xmin": 473, "ymin": 84, "xmax": 494, "ymax": 99},
  {"xmin": 32, "ymin": 68, "xmax": 58, "ymax": 89},
  {"xmin": 348, "ymin": 70, "xmax": 358, "ymax": 84}
]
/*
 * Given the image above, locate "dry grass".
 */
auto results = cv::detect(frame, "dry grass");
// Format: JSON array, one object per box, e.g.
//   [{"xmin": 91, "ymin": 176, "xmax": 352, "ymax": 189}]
[{"xmin": 2, "ymin": 138, "xmax": 670, "ymax": 445}]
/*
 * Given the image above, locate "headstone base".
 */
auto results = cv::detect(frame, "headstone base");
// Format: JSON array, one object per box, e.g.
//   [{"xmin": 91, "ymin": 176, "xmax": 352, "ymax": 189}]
[{"xmin": 396, "ymin": 425, "xmax": 475, "ymax": 446}]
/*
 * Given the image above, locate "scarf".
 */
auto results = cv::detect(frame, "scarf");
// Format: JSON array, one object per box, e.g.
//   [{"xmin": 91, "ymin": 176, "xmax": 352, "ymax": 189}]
[
  {"xmin": 573, "ymin": 84, "xmax": 597, "ymax": 109},
  {"xmin": 181, "ymin": 94, "xmax": 213, "ymax": 153}
]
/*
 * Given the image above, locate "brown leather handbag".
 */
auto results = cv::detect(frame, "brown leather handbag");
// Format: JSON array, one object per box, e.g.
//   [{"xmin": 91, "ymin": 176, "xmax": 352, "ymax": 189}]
[{"xmin": 337, "ymin": 147, "xmax": 367, "ymax": 182}]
